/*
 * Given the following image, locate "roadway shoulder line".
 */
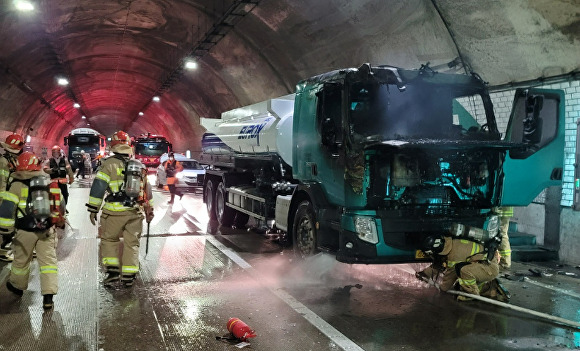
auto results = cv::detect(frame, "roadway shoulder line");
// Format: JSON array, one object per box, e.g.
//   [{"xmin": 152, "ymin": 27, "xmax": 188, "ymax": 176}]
[{"xmin": 205, "ymin": 235, "xmax": 365, "ymax": 351}]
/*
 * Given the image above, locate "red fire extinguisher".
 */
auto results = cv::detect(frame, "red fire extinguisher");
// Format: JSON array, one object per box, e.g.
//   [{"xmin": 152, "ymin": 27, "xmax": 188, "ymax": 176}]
[{"xmin": 227, "ymin": 317, "xmax": 257, "ymax": 341}]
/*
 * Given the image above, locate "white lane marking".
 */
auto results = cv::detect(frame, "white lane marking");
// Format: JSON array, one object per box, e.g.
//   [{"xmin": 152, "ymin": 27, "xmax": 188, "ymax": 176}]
[
  {"xmin": 523, "ymin": 277, "xmax": 580, "ymax": 299},
  {"xmin": 205, "ymin": 235, "xmax": 365, "ymax": 351}
]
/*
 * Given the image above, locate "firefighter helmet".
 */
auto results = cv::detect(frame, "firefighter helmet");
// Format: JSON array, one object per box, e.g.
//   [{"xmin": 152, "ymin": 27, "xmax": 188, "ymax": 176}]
[
  {"xmin": 110, "ymin": 131, "xmax": 133, "ymax": 154},
  {"xmin": 1, "ymin": 133, "xmax": 25, "ymax": 154},
  {"xmin": 15, "ymin": 152, "xmax": 42, "ymax": 172},
  {"xmin": 422, "ymin": 235, "xmax": 446, "ymax": 255}
]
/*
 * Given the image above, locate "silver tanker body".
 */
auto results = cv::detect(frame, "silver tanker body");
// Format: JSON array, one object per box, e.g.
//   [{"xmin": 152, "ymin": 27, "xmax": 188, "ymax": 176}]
[{"xmin": 200, "ymin": 94, "xmax": 295, "ymax": 166}]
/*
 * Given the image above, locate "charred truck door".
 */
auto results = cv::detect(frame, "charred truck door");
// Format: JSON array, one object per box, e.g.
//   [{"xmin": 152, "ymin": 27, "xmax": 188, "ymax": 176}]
[{"xmin": 501, "ymin": 89, "xmax": 565, "ymax": 205}]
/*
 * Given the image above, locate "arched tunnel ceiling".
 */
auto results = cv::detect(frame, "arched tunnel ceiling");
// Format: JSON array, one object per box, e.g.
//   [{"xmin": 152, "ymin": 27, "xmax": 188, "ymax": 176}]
[{"xmin": 0, "ymin": 0, "xmax": 579, "ymax": 152}]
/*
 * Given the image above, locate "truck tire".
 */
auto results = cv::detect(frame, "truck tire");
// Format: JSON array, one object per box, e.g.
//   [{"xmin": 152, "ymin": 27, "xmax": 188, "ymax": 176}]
[
  {"xmin": 233, "ymin": 212, "xmax": 249, "ymax": 228},
  {"xmin": 205, "ymin": 179, "xmax": 217, "ymax": 220},
  {"xmin": 292, "ymin": 200, "xmax": 318, "ymax": 258},
  {"xmin": 216, "ymin": 182, "xmax": 235, "ymax": 227}
]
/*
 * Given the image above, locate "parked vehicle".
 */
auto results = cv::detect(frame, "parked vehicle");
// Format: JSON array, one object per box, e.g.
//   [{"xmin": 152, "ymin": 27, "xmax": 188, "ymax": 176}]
[
  {"xmin": 155, "ymin": 153, "xmax": 205, "ymax": 193},
  {"xmin": 64, "ymin": 128, "xmax": 106, "ymax": 172},
  {"xmin": 133, "ymin": 133, "xmax": 172, "ymax": 168},
  {"xmin": 200, "ymin": 63, "xmax": 565, "ymax": 264}
]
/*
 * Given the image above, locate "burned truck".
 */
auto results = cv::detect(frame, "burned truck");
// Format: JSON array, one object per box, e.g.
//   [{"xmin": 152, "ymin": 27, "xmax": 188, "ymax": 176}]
[{"xmin": 200, "ymin": 63, "xmax": 564, "ymax": 263}]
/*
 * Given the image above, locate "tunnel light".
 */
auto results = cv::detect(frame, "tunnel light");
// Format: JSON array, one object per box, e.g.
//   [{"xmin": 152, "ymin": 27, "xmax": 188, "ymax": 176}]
[
  {"xmin": 14, "ymin": 0, "xmax": 34, "ymax": 11},
  {"xmin": 57, "ymin": 78, "xmax": 69, "ymax": 86},
  {"xmin": 185, "ymin": 60, "xmax": 198, "ymax": 70},
  {"xmin": 152, "ymin": 96, "xmax": 160, "ymax": 102},
  {"xmin": 87, "ymin": 123, "xmax": 91, "ymax": 126},
  {"xmin": 25, "ymin": 135, "xmax": 31, "ymax": 143},
  {"xmin": 139, "ymin": 112, "xmax": 144, "ymax": 116},
  {"xmin": 73, "ymin": 102, "xmax": 80, "ymax": 108},
  {"xmin": 107, "ymin": 137, "xmax": 112, "ymax": 141},
  {"xmin": 186, "ymin": 150, "xmax": 191, "ymax": 158},
  {"xmin": 81, "ymin": 115, "xmax": 86, "ymax": 119}
]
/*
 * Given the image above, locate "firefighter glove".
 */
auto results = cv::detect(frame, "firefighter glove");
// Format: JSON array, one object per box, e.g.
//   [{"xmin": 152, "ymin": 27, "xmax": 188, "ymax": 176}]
[
  {"xmin": 145, "ymin": 208, "xmax": 154, "ymax": 223},
  {"xmin": 89, "ymin": 212, "xmax": 98, "ymax": 226}
]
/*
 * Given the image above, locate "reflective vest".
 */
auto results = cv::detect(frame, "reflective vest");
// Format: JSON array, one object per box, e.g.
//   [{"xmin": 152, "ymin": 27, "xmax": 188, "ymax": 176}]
[
  {"xmin": 49, "ymin": 157, "xmax": 68, "ymax": 179},
  {"xmin": 0, "ymin": 173, "xmax": 62, "ymax": 231},
  {"xmin": 87, "ymin": 155, "xmax": 153, "ymax": 214}
]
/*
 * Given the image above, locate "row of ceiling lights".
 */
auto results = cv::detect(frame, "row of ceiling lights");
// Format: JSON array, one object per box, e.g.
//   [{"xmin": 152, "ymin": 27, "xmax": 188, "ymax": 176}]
[{"xmin": 14, "ymin": 0, "xmax": 200, "ymax": 128}]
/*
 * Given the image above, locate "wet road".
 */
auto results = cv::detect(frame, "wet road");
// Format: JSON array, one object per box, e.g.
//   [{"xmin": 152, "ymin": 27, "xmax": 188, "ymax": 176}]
[{"xmin": 0, "ymin": 176, "xmax": 579, "ymax": 350}]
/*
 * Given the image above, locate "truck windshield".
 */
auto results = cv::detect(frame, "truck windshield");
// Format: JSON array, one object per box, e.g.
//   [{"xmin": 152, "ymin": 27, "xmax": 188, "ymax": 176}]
[
  {"xmin": 135, "ymin": 142, "xmax": 168, "ymax": 156},
  {"xmin": 68, "ymin": 135, "xmax": 100, "ymax": 145},
  {"xmin": 348, "ymin": 82, "xmax": 497, "ymax": 142}
]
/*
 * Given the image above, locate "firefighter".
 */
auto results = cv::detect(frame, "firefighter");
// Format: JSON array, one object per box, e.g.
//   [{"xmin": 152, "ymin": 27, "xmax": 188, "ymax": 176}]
[
  {"xmin": 43, "ymin": 145, "xmax": 74, "ymax": 211},
  {"xmin": 420, "ymin": 235, "xmax": 502, "ymax": 301},
  {"xmin": 493, "ymin": 206, "xmax": 513, "ymax": 270},
  {"xmin": 0, "ymin": 152, "xmax": 64, "ymax": 309},
  {"xmin": 0, "ymin": 133, "xmax": 26, "ymax": 262},
  {"xmin": 164, "ymin": 152, "xmax": 184, "ymax": 204},
  {"xmin": 86, "ymin": 131, "xmax": 154, "ymax": 287}
]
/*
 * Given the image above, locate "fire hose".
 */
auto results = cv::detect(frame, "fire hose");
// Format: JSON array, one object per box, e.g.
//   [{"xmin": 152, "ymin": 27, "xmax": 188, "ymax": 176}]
[{"xmin": 447, "ymin": 290, "xmax": 580, "ymax": 330}]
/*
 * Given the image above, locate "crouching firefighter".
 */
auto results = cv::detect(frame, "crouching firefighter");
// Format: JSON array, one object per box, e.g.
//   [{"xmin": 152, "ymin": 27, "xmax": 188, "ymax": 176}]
[
  {"xmin": 0, "ymin": 152, "xmax": 64, "ymax": 309},
  {"xmin": 86, "ymin": 131, "xmax": 154, "ymax": 288},
  {"xmin": 419, "ymin": 234, "xmax": 509, "ymax": 302}
]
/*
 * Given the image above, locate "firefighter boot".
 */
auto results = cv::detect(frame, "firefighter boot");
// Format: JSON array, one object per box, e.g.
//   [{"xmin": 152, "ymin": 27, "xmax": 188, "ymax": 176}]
[
  {"xmin": 122, "ymin": 274, "xmax": 136, "ymax": 287},
  {"xmin": 43, "ymin": 294, "xmax": 54, "ymax": 310},
  {"xmin": 103, "ymin": 272, "xmax": 120, "ymax": 287},
  {"xmin": 6, "ymin": 281, "xmax": 23, "ymax": 297}
]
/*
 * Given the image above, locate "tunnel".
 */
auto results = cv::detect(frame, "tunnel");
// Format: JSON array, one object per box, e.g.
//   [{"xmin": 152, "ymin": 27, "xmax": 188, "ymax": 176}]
[{"xmin": 1, "ymin": 1, "xmax": 580, "ymax": 349}]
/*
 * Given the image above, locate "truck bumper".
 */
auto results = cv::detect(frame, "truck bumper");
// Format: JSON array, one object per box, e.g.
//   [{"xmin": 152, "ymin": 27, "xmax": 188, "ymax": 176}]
[{"xmin": 336, "ymin": 229, "xmax": 424, "ymax": 264}]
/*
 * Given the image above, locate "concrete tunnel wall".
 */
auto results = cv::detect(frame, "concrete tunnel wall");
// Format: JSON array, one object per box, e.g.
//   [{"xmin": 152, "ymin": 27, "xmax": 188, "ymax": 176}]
[{"xmin": 1, "ymin": 0, "xmax": 580, "ymax": 264}]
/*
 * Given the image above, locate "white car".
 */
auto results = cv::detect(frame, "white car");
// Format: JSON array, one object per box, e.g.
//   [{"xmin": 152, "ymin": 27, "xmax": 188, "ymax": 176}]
[{"xmin": 155, "ymin": 153, "xmax": 205, "ymax": 193}]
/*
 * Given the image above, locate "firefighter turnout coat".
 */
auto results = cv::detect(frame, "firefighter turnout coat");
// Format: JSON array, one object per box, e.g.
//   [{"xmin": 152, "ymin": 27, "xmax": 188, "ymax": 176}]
[
  {"xmin": 87, "ymin": 155, "xmax": 153, "ymax": 277},
  {"xmin": 438, "ymin": 237, "xmax": 500, "ymax": 296},
  {"xmin": 0, "ymin": 170, "xmax": 62, "ymax": 295}
]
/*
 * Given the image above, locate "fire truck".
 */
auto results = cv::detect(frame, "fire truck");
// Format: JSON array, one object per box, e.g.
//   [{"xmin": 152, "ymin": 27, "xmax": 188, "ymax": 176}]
[{"xmin": 132, "ymin": 133, "xmax": 172, "ymax": 167}]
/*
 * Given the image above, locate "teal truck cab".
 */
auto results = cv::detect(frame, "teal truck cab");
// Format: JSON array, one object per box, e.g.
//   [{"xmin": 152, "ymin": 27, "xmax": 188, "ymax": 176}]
[{"xmin": 201, "ymin": 63, "xmax": 564, "ymax": 263}]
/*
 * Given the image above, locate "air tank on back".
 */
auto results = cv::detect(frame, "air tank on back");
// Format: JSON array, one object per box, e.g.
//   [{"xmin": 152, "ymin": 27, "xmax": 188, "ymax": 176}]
[{"xmin": 200, "ymin": 94, "xmax": 295, "ymax": 166}]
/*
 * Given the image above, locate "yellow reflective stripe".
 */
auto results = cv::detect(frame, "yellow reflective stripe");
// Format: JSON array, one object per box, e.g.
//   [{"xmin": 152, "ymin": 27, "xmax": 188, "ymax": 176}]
[
  {"xmin": 96, "ymin": 171, "xmax": 111, "ymax": 183},
  {"xmin": 11, "ymin": 265, "xmax": 29, "ymax": 276},
  {"xmin": 458, "ymin": 278, "xmax": 477, "ymax": 286},
  {"xmin": 89, "ymin": 196, "xmax": 103, "ymax": 206},
  {"xmin": 40, "ymin": 265, "xmax": 58, "ymax": 274},
  {"xmin": 116, "ymin": 168, "xmax": 124, "ymax": 176},
  {"xmin": 102, "ymin": 257, "xmax": 120, "ymax": 266},
  {"xmin": 122, "ymin": 266, "xmax": 139, "ymax": 274},
  {"xmin": 49, "ymin": 188, "xmax": 60, "ymax": 194},
  {"xmin": 103, "ymin": 202, "xmax": 134, "ymax": 211},
  {"xmin": 148, "ymin": 199, "xmax": 154, "ymax": 206},
  {"xmin": 0, "ymin": 217, "xmax": 15, "ymax": 226},
  {"xmin": 0, "ymin": 169, "xmax": 8, "ymax": 177},
  {"xmin": 471, "ymin": 242, "xmax": 478, "ymax": 256},
  {"xmin": 109, "ymin": 180, "xmax": 123, "ymax": 192},
  {"xmin": 0, "ymin": 191, "xmax": 19, "ymax": 203},
  {"xmin": 21, "ymin": 188, "xmax": 28, "ymax": 197},
  {"xmin": 447, "ymin": 261, "xmax": 459, "ymax": 268},
  {"xmin": 499, "ymin": 250, "xmax": 512, "ymax": 256}
]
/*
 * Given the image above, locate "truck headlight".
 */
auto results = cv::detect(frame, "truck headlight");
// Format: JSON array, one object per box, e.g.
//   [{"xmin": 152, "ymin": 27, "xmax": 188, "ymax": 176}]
[
  {"xmin": 176, "ymin": 172, "xmax": 184, "ymax": 179},
  {"xmin": 354, "ymin": 216, "xmax": 379, "ymax": 244}
]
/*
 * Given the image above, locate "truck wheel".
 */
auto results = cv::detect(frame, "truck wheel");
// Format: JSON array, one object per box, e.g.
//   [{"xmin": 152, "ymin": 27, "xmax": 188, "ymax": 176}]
[
  {"xmin": 216, "ymin": 182, "xmax": 235, "ymax": 227},
  {"xmin": 233, "ymin": 212, "xmax": 249, "ymax": 228},
  {"xmin": 205, "ymin": 179, "xmax": 217, "ymax": 220},
  {"xmin": 292, "ymin": 200, "xmax": 318, "ymax": 258}
]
